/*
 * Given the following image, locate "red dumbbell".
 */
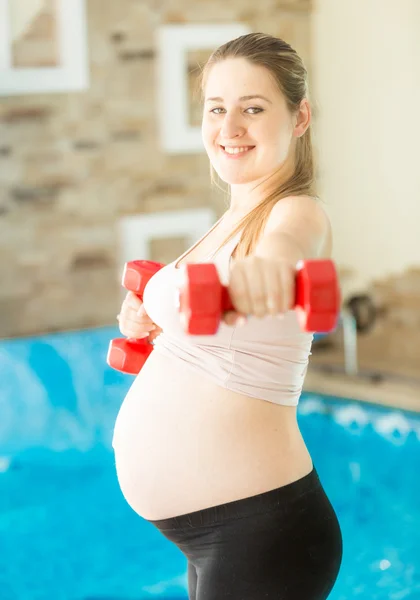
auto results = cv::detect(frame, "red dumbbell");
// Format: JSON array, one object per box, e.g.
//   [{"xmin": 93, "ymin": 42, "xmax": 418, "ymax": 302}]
[
  {"xmin": 178, "ymin": 259, "xmax": 341, "ymax": 335},
  {"xmin": 107, "ymin": 260, "xmax": 165, "ymax": 374}
]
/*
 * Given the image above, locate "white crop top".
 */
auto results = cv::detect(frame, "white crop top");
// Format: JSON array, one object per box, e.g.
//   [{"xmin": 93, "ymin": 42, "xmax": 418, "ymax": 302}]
[{"xmin": 142, "ymin": 221, "xmax": 313, "ymax": 406}]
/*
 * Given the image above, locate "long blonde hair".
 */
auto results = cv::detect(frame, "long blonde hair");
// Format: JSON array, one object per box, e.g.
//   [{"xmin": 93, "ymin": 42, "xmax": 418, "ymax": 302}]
[{"xmin": 199, "ymin": 32, "xmax": 317, "ymax": 258}]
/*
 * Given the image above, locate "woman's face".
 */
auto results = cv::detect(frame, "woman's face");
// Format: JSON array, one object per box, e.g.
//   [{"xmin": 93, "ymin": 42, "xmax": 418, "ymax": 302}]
[{"xmin": 201, "ymin": 57, "xmax": 307, "ymax": 188}]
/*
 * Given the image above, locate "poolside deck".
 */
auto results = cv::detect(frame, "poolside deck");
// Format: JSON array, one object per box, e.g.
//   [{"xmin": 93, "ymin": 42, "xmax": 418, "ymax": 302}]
[
  {"xmin": 305, "ymin": 331, "xmax": 420, "ymax": 413},
  {"xmin": 304, "ymin": 367, "xmax": 420, "ymax": 413}
]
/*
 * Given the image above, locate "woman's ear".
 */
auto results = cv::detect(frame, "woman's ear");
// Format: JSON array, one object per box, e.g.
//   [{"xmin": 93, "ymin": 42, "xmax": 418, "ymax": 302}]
[{"xmin": 293, "ymin": 99, "xmax": 311, "ymax": 138}]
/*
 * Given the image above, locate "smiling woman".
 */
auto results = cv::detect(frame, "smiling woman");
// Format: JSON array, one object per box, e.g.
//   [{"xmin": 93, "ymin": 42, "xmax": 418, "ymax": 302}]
[
  {"xmin": 200, "ymin": 53, "xmax": 314, "ymax": 259},
  {"xmin": 113, "ymin": 32, "xmax": 341, "ymax": 600},
  {"xmin": 203, "ymin": 65, "xmax": 297, "ymax": 186}
]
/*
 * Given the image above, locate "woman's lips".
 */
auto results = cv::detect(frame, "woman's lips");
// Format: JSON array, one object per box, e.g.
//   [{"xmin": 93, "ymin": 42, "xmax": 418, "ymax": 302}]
[{"xmin": 219, "ymin": 145, "xmax": 255, "ymax": 159}]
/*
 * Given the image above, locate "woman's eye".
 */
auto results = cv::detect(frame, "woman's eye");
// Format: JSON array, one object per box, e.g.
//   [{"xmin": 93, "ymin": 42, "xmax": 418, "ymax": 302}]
[{"xmin": 209, "ymin": 107, "xmax": 263, "ymax": 115}]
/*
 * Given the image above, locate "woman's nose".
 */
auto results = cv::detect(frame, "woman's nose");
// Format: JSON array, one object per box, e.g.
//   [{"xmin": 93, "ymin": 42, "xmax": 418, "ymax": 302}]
[{"xmin": 220, "ymin": 113, "xmax": 245, "ymax": 139}]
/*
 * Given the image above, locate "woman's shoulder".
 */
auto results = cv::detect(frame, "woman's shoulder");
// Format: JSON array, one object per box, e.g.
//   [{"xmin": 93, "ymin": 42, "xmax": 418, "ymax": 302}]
[
  {"xmin": 266, "ymin": 194, "xmax": 330, "ymax": 230},
  {"xmin": 263, "ymin": 194, "xmax": 332, "ymax": 259}
]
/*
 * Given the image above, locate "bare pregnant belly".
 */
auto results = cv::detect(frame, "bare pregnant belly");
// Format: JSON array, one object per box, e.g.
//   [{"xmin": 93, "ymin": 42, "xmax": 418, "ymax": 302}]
[{"xmin": 112, "ymin": 350, "xmax": 313, "ymax": 520}]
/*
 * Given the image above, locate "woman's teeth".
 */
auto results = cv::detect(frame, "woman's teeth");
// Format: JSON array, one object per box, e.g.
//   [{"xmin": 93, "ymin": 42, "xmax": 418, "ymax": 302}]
[{"xmin": 222, "ymin": 146, "xmax": 254, "ymax": 155}]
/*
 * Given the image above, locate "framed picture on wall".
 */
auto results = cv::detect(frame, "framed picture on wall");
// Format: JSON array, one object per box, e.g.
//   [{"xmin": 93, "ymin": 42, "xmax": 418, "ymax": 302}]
[
  {"xmin": 119, "ymin": 208, "xmax": 217, "ymax": 267},
  {"xmin": 157, "ymin": 23, "xmax": 251, "ymax": 154},
  {"xmin": 0, "ymin": 0, "xmax": 89, "ymax": 96}
]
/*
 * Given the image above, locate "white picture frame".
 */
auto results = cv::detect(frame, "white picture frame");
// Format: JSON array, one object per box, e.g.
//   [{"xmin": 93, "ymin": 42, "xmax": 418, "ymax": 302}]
[
  {"xmin": 157, "ymin": 23, "xmax": 251, "ymax": 154},
  {"xmin": 0, "ymin": 0, "xmax": 89, "ymax": 96},
  {"xmin": 119, "ymin": 207, "xmax": 217, "ymax": 268}
]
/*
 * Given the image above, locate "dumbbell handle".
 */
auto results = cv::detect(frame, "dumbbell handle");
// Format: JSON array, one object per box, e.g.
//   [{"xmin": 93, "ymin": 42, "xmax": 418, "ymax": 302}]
[
  {"xmin": 179, "ymin": 259, "xmax": 340, "ymax": 334},
  {"xmin": 221, "ymin": 260, "xmax": 338, "ymax": 314},
  {"xmin": 107, "ymin": 260, "xmax": 165, "ymax": 374}
]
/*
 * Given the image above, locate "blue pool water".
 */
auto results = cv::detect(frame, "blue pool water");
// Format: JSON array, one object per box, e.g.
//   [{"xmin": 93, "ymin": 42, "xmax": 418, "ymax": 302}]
[{"xmin": 0, "ymin": 327, "xmax": 419, "ymax": 600}]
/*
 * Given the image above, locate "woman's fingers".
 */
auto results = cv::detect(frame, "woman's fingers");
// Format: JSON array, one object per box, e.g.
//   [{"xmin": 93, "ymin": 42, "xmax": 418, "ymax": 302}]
[{"xmin": 118, "ymin": 292, "xmax": 157, "ymax": 338}]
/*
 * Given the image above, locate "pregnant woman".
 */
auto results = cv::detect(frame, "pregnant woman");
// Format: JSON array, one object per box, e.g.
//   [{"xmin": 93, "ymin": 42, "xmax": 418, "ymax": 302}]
[{"xmin": 113, "ymin": 32, "xmax": 343, "ymax": 600}]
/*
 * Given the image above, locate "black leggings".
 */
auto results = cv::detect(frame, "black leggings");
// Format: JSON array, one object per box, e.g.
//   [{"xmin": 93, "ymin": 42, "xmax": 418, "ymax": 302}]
[{"xmin": 147, "ymin": 467, "xmax": 343, "ymax": 599}]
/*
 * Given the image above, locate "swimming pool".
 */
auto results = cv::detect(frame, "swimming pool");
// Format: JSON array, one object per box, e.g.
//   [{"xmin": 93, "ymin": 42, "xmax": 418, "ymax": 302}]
[{"xmin": 0, "ymin": 327, "xmax": 419, "ymax": 600}]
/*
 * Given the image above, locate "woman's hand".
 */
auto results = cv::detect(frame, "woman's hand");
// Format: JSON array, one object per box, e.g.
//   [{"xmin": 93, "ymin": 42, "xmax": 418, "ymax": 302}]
[
  {"xmin": 117, "ymin": 291, "xmax": 162, "ymax": 341},
  {"xmin": 224, "ymin": 256, "xmax": 296, "ymax": 326}
]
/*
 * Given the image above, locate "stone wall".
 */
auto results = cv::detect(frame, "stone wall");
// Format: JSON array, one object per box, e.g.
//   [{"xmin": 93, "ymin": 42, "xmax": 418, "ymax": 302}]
[
  {"xmin": 0, "ymin": 0, "xmax": 312, "ymax": 338},
  {"xmin": 368, "ymin": 268, "xmax": 420, "ymax": 377}
]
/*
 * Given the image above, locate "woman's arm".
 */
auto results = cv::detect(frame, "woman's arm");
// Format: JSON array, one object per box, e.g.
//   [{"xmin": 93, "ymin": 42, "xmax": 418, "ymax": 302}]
[{"xmin": 224, "ymin": 196, "xmax": 333, "ymax": 323}]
